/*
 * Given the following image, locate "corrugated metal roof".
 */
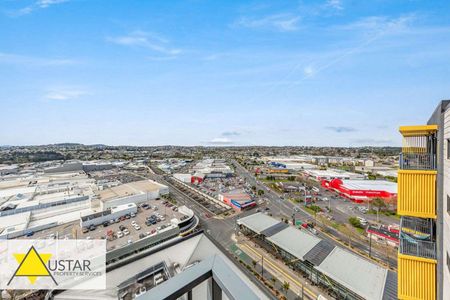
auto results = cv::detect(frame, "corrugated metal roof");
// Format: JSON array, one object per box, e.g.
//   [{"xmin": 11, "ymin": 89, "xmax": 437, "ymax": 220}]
[
  {"xmin": 382, "ymin": 271, "xmax": 398, "ymax": 300},
  {"xmin": 316, "ymin": 247, "xmax": 388, "ymax": 300},
  {"xmin": 266, "ymin": 227, "xmax": 321, "ymax": 260},
  {"xmin": 236, "ymin": 213, "xmax": 281, "ymax": 234},
  {"xmin": 260, "ymin": 222, "xmax": 289, "ymax": 237},
  {"xmin": 303, "ymin": 240, "xmax": 335, "ymax": 266}
]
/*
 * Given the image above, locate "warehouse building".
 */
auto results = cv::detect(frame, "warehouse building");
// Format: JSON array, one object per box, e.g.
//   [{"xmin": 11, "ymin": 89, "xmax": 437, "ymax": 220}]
[
  {"xmin": 98, "ymin": 180, "xmax": 169, "ymax": 210},
  {"xmin": 237, "ymin": 213, "xmax": 397, "ymax": 300},
  {"xmin": 192, "ymin": 159, "xmax": 233, "ymax": 178},
  {"xmin": 322, "ymin": 179, "xmax": 397, "ymax": 203}
]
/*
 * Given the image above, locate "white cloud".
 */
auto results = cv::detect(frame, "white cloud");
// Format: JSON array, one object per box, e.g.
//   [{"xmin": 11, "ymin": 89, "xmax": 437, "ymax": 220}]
[
  {"xmin": 9, "ymin": 0, "xmax": 70, "ymax": 16},
  {"xmin": 303, "ymin": 65, "xmax": 315, "ymax": 77},
  {"xmin": 235, "ymin": 14, "xmax": 301, "ymax": 32},
  {"xmin": 44, "ymin": 87, "xmax": 89, "ymax": 100},
  {"xmin": 325, "ymin": 0, "xmax": 343, "ymax": 11},
  {"xmin": 107, "ymin": 31, "xmax": 181, "ymax": 55},
  {"xmin": 208, "ymin": 137, "xmax": 234, "ymax": 145},
  {"xmin": 37, "ymin": 0, "xmax": 69, "ymax": 8},
  {"xmin": 338, "ymin": 15, "xmax": 415, "ymax": 33},
  {"xmin": 0, "ymin": 52, "xmax": 77, "ymax": 66}
]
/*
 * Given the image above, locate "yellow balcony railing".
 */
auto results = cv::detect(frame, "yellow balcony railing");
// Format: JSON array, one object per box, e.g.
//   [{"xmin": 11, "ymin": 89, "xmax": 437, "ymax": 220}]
[
  {"xmin": 398, "ymin": 170, "xmax": 437, "ymax": 219},
  {"xmin": 398, "ymin": 253, "xmax": 436, "ymax": 300}
]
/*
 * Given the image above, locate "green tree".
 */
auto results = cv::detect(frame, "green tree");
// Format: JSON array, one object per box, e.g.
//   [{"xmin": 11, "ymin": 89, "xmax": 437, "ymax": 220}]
[
  {"xmin": 252, "ymin": 260, "xmax": 257, "ymax": 269},
  {"xmin": 282, "ymin": 281, "xmax": 290, "ymax": 295},
  {"xmin": 372, "ymin": 197, "xmax": 387, "ymax": 212},
  {"xmin": 257, "ymin": 189, "xmax": 264, "ymax": 196},
  {"xmin": 348, "ymin": 217, "xmax": 363, "ymax": 229}
]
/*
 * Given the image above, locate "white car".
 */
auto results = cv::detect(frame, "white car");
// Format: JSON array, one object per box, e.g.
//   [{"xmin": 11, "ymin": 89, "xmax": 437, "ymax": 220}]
[
  {"xmin": 134, "ymin": 286, "xmax": 146, "ymax": 298},
  {"xmin": 159, "ymin": 216, "xmax": 165, "ymax": 221},
  {"xmin": 131, "ymin": 221, "xmax": 137, "ymax": 226},
  {"xmin": 117, "ymin": 231, "xmax": 124, "ymax": 238},
  {"xmin": 134, "ymin": 225, "xmax": 141, "ymax": 230},
  {"xmin": 123, "ymin": 229, "xmax": 130, "ymax": 236}
]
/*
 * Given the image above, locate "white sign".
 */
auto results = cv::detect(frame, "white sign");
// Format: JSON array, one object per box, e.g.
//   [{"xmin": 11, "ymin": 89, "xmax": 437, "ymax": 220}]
[{"xmin": 0, "ymin": 239, "xmax": 106, "ymax": 290}]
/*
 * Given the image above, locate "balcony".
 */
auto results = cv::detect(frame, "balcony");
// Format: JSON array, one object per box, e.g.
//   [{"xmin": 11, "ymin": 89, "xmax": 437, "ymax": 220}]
[
  {"xmin": 399, "ymin": 235, "xmax": 436, "ymax": 259},
  {"xmin": 399, "ymin": 153, "xmax": 436, "ymax": 170},
  {"xmin": 401, "ymin": 216, "xmax": 434, "ymax": 236}
]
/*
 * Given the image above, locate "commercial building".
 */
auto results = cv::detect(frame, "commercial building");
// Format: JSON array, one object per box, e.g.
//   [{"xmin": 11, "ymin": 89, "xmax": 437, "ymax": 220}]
[
  {"xmin": 44, "ymin": 160, "xmax": 114, "ymax": 174},
  {"xmin": 218, "ymin": 189, "xmax": 256, "ymax": 211},
  {"xmin": 237, "ymin": 213, "xmax": 397, "ymax": 300},
  {"xmin": 80, "ymin": 203, "xmax": 137, "ymax": 228},
  {"xmin": 173, "ymin": 173, "xmax": 192, "ymax": 183},
  {"xmin": 303, "ymin": 169, "xmax": 366, "ymax": 181},
  {"xmin": 367, "ymin": 225, "xmax": 399, "ymax": 248},
  {"xmin": 268, "ymin": 161, "xmax": 318, "ymax": 171},
  {"xmin": 98, "ymin": 180, "xmax": 169, "ymax": 210},
  {"xmin": 192, "ymin": 159, "xmax": 233, "ymax": 178},
  {"xmin": 397, "ymin": 100, "xmax": 450, "ymax": 300},
  {"xmin": 322, "ymin": 179, "xmax": 397, "ymax": 203},
  {"xmin": 0, "ymin": 164, "xmax": 19, "ymax": 176}
]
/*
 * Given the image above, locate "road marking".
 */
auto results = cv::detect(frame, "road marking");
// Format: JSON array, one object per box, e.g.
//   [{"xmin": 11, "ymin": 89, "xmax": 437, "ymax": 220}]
[{"xmin": 239, "ymin": 243, "xmax": 318, "ymax": 299}]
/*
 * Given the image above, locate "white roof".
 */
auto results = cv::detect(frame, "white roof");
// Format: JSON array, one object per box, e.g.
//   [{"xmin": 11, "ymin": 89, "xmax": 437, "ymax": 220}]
[
  {"xmin": 316, "ymin": 247, "xmax": 388, "ymax": 300},
  {"xmin": 266, "ymin": 227, "xmax": 321, "ymax": 260},
  {"xmin": 236, "ymin": 213, "xmax": 281, "ymax": 234},
  {"xmin": 340, "ymin": 180, "xmax": 397, "ymax": 194},
  {"xmin": 305, "ymin": 169, "xmax": 364, "ymax": 179}
]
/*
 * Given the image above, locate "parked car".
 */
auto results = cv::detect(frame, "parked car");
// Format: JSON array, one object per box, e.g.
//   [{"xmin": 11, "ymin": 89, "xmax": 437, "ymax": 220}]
[
  {"xmin": 134, "ymin": 286, "xmax": 146, "ymax": 298},
  {"xmin": 123, "ymin": 229, "xmax": 130, "ymax": 235},
  {"xmin": 117, "ymin": 231, "xmax": 124, "ymax": 238}
]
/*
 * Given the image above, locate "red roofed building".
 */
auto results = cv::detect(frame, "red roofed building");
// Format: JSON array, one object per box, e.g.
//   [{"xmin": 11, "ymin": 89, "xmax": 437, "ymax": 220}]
[{"xmin": 322, "ymin": 178, "xmax": 397, "ymax": 204}]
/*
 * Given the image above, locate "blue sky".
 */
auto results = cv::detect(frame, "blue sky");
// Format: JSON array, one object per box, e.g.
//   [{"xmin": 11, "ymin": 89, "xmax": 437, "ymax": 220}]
[{"xmin": 0, "ymin": 0, "xmax": 449, "ymax": 146}]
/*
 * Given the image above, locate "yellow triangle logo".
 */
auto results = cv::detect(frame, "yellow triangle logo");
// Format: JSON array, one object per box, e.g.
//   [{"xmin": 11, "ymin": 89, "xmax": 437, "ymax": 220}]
[{"xmin": 12, "ymin": 246, "xmax": 52, "ymax": 285}]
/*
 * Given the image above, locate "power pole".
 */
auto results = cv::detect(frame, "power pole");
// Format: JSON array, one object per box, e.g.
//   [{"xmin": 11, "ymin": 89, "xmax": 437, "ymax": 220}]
[{"xmin": 261, "ymin": 255, "xmax": 264, "ymax": 278}]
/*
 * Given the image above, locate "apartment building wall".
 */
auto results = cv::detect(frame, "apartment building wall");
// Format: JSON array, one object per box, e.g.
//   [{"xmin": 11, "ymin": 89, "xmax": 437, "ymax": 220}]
[
  {"xmin": 428, "ymin": 100, "xmax": 450, "ymax": 300},
  {"xmin": 442, "ymin": 105, "xmax": 450, "ymax": 299}
]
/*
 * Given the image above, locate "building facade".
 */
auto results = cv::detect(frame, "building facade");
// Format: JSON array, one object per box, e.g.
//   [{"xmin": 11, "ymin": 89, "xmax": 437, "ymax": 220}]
[{"xmin": 398, "ymin": 100, "xmax": 450, "ymax": 300}]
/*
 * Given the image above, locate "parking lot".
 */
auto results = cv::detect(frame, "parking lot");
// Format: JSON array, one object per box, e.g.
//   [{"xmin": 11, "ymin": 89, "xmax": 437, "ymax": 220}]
[{"xmin": 22, "ymin": 199, "xmax": 186, "ymax": 251}]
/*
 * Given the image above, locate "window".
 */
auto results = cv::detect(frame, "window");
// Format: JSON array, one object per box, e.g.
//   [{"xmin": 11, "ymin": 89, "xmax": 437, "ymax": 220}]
[
  {"xmin": 447, "ymin": 252, "xmax": 450, "ymax": 273},
  {"xmin": 448, "ymin": 195, "xmax": 450, "ymax": 215},
  {"xmin": 448, "ymin": 139, "xmax": 450, "ymax": 159}
]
